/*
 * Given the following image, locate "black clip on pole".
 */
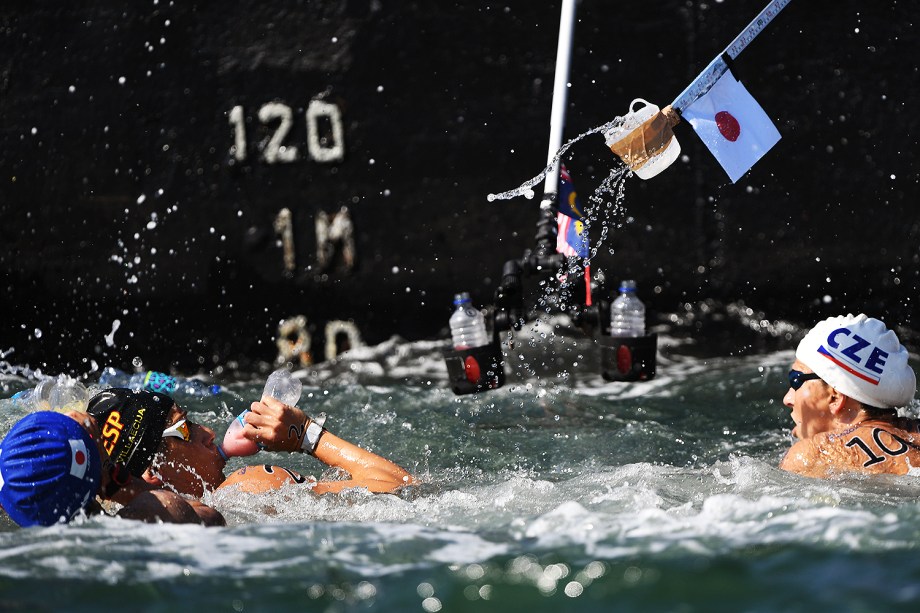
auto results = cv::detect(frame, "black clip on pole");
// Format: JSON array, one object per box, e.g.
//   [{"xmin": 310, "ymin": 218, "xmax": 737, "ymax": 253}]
[{"xmin": 529, "ymin": 193, "xmax": 565, "ymax": 272}]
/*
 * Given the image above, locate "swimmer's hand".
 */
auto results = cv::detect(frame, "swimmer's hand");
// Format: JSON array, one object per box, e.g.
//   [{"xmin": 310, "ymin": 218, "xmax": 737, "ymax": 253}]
[{"xmin": 243, "ymin": 396, "xmax": 315, "ymax": 453}]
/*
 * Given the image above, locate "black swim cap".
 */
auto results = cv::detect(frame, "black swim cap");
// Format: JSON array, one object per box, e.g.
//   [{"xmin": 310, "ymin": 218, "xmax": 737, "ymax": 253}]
[{"xmin": 87, "ymin": 389, "xmax": 173, "ymax": 477}]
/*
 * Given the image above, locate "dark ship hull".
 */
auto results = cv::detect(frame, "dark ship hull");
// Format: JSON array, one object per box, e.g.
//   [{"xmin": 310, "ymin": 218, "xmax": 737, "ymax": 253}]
[{"xmin": 1, "ymin": 0, "xmax": 918, "ymax": 373}]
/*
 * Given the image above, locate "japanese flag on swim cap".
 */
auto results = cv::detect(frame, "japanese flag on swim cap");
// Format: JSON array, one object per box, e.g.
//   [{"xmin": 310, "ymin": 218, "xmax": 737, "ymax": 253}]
[
  {"xmin": 87, "ymin": 389, "xmax": 173, "ymax": 477},
  {"xmin": 0, "ymin": 411, "xmax": 102, "ymax": 527},
  {"xmin": 796, "ymin": 313, "xmax": 917, "ymax": 409}
]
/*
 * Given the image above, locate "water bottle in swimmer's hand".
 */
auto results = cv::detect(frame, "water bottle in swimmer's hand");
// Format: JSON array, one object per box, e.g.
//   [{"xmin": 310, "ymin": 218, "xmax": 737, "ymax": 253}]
[
  {"xmin": 261, "ymin": 368, "xmax": 303, "ymax": 407},
  {"xmin": 98, "ymin": 367, "xmax": 221, "ymax": 398},
  {"xmin": 449, "ymin": 292, "xmax": 490, "ymax": 350},
  {"xmin": 609, "ymin": 279, "xmax": 646, "ymax": 337},
  {"xmin": 219, "ymin": 368, "xmax": 303, "ymax": 459}
]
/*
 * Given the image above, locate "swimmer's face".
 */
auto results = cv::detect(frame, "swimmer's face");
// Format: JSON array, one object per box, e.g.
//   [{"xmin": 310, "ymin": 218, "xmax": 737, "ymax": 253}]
[
  {"xmin": 148, "ymin": 404, "xmax": 226, "ymax": 497},
  {"xmin": 783, "ymin": 360, "xmax": 835, "ymax": 440}
]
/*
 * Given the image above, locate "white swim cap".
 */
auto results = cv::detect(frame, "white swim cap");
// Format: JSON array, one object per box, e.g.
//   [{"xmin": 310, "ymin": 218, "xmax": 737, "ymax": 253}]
[{"xmin": 796, "ymin": 313, "xmax": 916, "ymax": 408}]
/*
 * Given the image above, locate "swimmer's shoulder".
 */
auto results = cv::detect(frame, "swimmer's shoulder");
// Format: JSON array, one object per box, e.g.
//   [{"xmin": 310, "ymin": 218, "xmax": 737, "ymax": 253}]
[{"xmin": 780, "ymin": 438, "xmax": 831, "ymax": 477}]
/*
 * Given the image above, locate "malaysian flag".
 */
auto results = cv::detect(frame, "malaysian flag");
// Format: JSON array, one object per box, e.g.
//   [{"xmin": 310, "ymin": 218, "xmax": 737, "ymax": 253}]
[{"xmin": 556, "ymin": 165, "xmax": 589, "ymax": 258}]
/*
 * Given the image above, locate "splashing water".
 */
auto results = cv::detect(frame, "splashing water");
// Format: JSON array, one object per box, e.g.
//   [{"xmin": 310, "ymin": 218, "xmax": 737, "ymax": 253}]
[
  {"xmin": 486, "ymin": 118, "xmax": 626, "ymax": 203},
  {"xmin": 104, "ymin": 319, "xmax": 121, "ymax": 347},
  {"xmin": 485, "ymin": 116, "xmax": 635, "ymax": 385},
  {"xmin": 485, "ymin": 115, "xmax": 632, "ymax": 280},
  {"xmin": 3, "ymin": 340, "xmax": 920, "ymax": 612}
]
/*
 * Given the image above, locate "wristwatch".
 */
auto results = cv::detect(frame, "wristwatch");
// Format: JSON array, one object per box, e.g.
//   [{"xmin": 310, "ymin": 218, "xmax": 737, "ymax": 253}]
[{"xmin": 301, "ymin": 412, "xmax": 327, "ymax": 454}]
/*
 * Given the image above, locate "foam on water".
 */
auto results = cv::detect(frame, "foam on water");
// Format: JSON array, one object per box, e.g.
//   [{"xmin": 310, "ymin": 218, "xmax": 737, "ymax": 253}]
[{"xmin": 5, "ymin": 453, "xmax": 919, "ymax": 584}]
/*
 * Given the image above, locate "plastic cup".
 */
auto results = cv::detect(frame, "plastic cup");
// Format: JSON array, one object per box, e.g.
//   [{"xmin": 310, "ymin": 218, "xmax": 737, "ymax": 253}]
[{"xmin": 604, "ymin": 98, "xmax": 680, "ymax": 180}]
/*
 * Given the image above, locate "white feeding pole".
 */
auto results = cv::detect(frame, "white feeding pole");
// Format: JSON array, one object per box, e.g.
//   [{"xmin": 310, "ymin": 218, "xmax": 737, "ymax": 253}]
[{"xmin": 542, "ymin": 0, "xmax": 577, "ymax": 199}]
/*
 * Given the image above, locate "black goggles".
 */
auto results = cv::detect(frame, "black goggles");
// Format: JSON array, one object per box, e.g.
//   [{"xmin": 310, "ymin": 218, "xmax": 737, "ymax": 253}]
[{"xmin": 788, "ymin": 369, "xmax": 822, "ymax": 390}]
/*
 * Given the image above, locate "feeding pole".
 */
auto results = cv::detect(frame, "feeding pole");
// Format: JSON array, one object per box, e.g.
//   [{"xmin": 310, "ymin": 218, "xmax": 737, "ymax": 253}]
[
  {"xmin": 534, "ymin": 0, "xmax": 577, "ymax": 258},
  {"xmin": 543, "ymin": 0, "xmax": 577, "ymax": 197},
  {"xmin": 671, "ymin": 0, "xmax": 793, "ymax": 112},
  {"xmin": 494, "ymin": 0, "xmax": 581, "ymax": 332}
]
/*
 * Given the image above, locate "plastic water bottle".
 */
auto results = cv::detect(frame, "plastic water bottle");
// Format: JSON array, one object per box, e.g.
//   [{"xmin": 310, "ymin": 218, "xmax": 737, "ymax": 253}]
[
  {"xmin": 98, "ymin": 367, "xmax": 221, "ymax": 398},
  {"xmin": 262, "ymin": 368, "xmax": 303, "ymax": 407},
  {"xmin": 609, "ymin": 280, "xmax": 646, "ymax": 337},
  {"xmin": 449, "ymin": 292, "xmax": 490, "ymax": 349},
  {"xmin": 12, "ymin": 375, "xmax": 90, "ymax": 413},
  {"xmin": 220, "ymin": 369, "xmax": 303, "ymax": 459}
]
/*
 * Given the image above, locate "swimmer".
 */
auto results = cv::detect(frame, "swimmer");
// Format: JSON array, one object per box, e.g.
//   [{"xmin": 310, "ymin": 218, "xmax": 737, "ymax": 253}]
[
  {"xmin": 87, "ymin": 388, "xmax": 414, "ymax": 498},
  {"xmin": 0, "ymin": 410, "xmax": 224, "ymax": 527},
  {"xmin": 780, "ymin": 313, "xmax": 919, "ymax": 477}
]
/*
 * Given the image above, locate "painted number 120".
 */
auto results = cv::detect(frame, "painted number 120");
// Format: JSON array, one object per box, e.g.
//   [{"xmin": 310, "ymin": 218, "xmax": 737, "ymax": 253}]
[{"xmin": 228, "ymin": 100, "xmax": 345, "ymax": 164}]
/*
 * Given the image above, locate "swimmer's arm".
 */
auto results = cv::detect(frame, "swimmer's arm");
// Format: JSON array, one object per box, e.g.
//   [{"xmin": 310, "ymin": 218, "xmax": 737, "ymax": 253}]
[
  {"xmin": 117, "ymin": 490, "xmax": 226, "ymax": 526},
  {"xmin": 244, "ymin": 397, "xmax": 415, "ymax": 493},
  {"xmin": 779, "ymin": 439, "xmax": 831, "ymax": 478},
  {"xmin": 311, "ymin": 430, "xmax": 414, "ymax": 494}
]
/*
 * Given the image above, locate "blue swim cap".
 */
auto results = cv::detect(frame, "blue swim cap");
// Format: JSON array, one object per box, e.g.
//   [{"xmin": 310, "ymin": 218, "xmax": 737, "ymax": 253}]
[{"xmin": 0, "ymin": 411, "xmax": 102, "ymax": 527}]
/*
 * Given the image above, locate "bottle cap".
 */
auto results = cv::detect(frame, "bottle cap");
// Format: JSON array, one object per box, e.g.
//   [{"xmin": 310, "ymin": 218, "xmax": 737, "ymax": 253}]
[
  {"xmin": 453, "ymin": 292, "xmax": 472, "ymax": 305},
  {"xmin": 619, "ymin": 280, "xmax": 637, "ymax": 292}
]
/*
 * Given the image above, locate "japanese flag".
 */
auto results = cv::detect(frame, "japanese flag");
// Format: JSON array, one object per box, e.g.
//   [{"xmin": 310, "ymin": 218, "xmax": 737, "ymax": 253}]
[
  {"xmin": 682, "ymin": 68, "xmax": 780, "ymax": 183},
  {"xmin": 69, "ymin": 438, "xmax": 89, "ymax": 479}
]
